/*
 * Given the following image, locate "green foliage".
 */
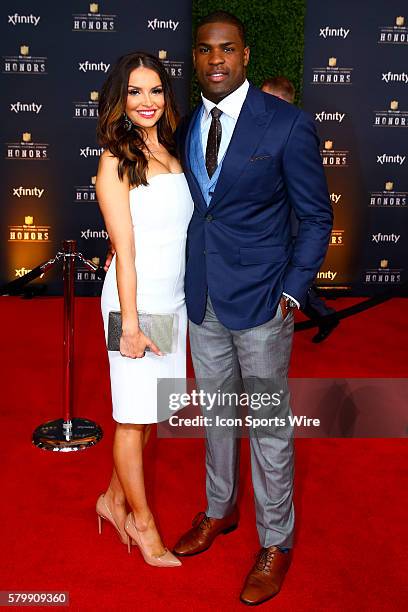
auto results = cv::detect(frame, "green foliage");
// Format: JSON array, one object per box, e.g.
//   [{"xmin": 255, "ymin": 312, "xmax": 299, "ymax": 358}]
[{"xmin": 191, "ymin": 0, "xmax": 306, "ymax": 107}]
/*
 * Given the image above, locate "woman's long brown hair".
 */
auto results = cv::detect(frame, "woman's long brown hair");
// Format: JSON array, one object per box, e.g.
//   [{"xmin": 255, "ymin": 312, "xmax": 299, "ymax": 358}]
[{"xmin": 97, "ymin": 52, "xmax": 179, "ymax": 187}]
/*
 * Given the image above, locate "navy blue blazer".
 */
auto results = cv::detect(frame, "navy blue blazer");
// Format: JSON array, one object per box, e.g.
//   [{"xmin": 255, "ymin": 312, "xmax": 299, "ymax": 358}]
[{"xmin": 176, "ymin": 84, "xmax": 333, "ymax": 330}]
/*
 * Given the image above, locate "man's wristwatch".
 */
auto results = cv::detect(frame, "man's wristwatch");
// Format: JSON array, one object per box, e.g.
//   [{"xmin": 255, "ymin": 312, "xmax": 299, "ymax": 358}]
[{"xmin": 283, "ymin": 295, "xmax": 298, "ymax": 309}]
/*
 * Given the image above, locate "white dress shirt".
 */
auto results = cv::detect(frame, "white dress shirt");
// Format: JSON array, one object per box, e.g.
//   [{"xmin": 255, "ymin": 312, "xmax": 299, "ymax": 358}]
[{"xmin": 200, "ymin": 79, "xmax": 249, "ymax": 163}]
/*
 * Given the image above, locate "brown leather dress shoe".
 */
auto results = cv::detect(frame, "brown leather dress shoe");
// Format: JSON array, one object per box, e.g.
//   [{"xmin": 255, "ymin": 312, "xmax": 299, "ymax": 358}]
[
  {"xmin": 173, "ymin": 509, "xmax": 238, "ymax": 556},
  {"xmin": 240, "ymin": 546, "xmax": 292, "ymax": 606}
]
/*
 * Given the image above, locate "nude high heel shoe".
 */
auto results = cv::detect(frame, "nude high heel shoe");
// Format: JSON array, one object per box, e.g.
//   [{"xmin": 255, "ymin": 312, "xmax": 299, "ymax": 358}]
[
  {"xmin": 124, "ymin": 513, "xmax": 182, "ymax": 567},
  {"xmin": 96, "ymin": 493, "xmax": 128, "ymax": 545}
]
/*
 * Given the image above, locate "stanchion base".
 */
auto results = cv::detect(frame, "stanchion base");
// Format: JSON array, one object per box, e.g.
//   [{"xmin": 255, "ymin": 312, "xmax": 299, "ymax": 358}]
[{"xmin": 32, "ymin": 418, "xmax": 103, "ymax": 452}]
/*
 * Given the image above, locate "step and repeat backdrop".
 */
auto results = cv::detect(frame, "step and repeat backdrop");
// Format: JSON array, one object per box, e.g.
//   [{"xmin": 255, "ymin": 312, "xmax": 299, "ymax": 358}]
[
  {"xmin": 1, "ymin": 1, "xmax": 192, "ymax": 295},
  {"xmin": 1, "ymin": 1, "xmax": 406, "ymax": 296},
  {"xmin": 302, "ymin": 1, "xmax": 407, "ymax": 294}
]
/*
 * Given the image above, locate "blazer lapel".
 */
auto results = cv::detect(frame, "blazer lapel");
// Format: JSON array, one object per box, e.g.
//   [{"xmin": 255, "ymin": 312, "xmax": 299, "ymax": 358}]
[
  {"xmin": 208, "ymin": 85, "xmax": 276, "ymax": 211},
  {"xmin": 182, "ymin": 104, "xmax": 207, "ymax": 212}
]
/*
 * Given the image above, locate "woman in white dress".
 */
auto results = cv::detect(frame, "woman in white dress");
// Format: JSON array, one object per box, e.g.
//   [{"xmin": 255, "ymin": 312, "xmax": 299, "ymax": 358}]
[{"xmin": 95, "ymin": 52, "xmax": 193, "ymax": 567}]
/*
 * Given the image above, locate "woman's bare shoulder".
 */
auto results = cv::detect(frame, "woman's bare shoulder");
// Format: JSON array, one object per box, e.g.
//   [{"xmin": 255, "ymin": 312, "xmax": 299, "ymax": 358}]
[
  {"xmin": 97, "ymin": 149, "xmax": 124, "ymax": 185},
  {"xmin": 99, "ymin": 149, "xmax": 119, "ymax": 169}
]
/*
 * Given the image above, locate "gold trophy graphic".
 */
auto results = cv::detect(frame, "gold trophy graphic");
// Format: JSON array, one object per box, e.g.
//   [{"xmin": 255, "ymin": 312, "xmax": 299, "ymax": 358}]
[
  {"xmin": 328, "ymin": 57, "xmax": 337, "ymax": 68},
  {"xmin": 22, "ymin": 132, "xmax": 32, "ymax": 143},
  {"xmin": 91, "ymin": 176, "xmax": 97, "ymax": 185},
  {"xmin": 385, "ymin": 181, "xmax": 394, "ymax": 191},
  {"xmin": 90, "ymin": 91, "xmax": 99, "ymax": 102},
  {"xmin": 90, "ymin": 3, "xmax": 99, "ymax": 14},
  {"xmin": 20, "ymin": 45, "xmax": 29, "ymax": 56},
  {"xmin": 380, "ymin": 259, "xmax": 389, "ymax": 269},
  {"xmin": 396, "ymin": 16, "xmax": 405, "ymax": 26},
  {"xmin": 324, "ymin": 140, "xmax": 333, "ymax": 151},
  {"xmin": 24, "ymin": 216, "xmax": 34, "ymax": 226},
  {"xmin": 158, "ymin": 50, "xmax": 167, "ymax": 60},
  {"xmin": 390, "ymin": 100, "xmax": 399, "ymax": 111}
]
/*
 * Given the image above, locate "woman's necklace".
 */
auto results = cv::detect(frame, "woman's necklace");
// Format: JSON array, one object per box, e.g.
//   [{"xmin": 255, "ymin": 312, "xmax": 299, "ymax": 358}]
[{"xmin": 144, "ymin": 142, "xmax": 163, "ymax": 155}]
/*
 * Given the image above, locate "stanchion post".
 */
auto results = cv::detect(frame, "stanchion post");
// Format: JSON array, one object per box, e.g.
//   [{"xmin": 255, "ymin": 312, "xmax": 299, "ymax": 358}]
[
  {"xmin": 32, "ymin": 240, "xmax": 103, "ymax": 452},
  {"xmin": 62, "ymin": 240, "xmax": 75, "ymax": 440}
]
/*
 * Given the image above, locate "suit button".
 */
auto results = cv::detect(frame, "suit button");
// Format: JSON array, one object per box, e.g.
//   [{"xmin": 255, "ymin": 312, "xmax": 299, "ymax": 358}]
[
  {"xmin": 206, "ymin": 214, "xmax": 213, "ymax": 222},
  {"xmin": 203, "ymin": 250, "xmax": 206, "ymax": 255}
]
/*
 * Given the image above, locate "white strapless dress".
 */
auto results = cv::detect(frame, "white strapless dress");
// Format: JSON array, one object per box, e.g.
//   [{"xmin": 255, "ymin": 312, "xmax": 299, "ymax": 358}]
[{"xmin": 101, "ymin": 173, "xmax": 194, "ymax": 424}]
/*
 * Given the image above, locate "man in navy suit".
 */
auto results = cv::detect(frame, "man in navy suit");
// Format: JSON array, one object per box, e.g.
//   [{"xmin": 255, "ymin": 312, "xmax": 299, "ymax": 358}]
[{"xmin": 172, "ymin": 11, "xmax": 332, "ymax": 605}]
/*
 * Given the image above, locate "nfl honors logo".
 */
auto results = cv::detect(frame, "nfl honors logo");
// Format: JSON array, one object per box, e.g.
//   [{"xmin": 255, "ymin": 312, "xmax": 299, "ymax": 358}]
[
  {"xmin": 76, "ymin": 255, "xmax": 102, "ymax": 282},
  {"xmin": 321, "ymin": 139, "xmax": 349, "ymax": 167},
  {"xmin": 74, "ymin": 176, "xmax": 98, "ymax": 202},
  {"xmin": 72, "ymin": 3, "xmax": 116, "ymax": 32},
  {"xmin": 6, "ymin": 132, "xmax": 49, "ymax": 160},
  {"xmin": 365, "ymin": 259, "xmax": 402, "ymax": 284},
  {"xmin": 379, "ymin": 16, "xmax": 408, "ymax": 44},
  {"xmin": 3, "ymin": 44, "xmax": 47, "ymax": 74},
  {"xmin": 73, "ymin": 90, "xmax": 99, "ymax": 119},
  {"xmin": 158, "ymin": 50, "xmax": 184, "ymax": 79},
  {"xmin": 9, "ymin": 216, "xmax": 51, "ymax": 242},
  {"xmin": 330, "ymin": 230, "xmax": 344, "ymax": 246},
  {"xmin": 369, "ymin": 181, "xmax": 407, "ymax": 207},
  {"xmin": 312, "ymin": 57, "xmax": 353, "ymax": 85},
  {"xmin": 373, "ymin": 100, "xmax": 408, "ymax": 127}
]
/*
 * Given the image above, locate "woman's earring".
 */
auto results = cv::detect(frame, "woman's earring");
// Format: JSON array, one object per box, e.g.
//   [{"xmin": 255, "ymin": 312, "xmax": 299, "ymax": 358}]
[{"xmin": 123, "ymin": 113, "xmax": 133, "ymax": 132}]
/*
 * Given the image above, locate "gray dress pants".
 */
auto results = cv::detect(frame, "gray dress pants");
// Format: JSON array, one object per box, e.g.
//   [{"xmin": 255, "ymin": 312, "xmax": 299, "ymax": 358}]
[{"xmin": 189, "ymin": 295, "xmax": 295, "ymax": 548}]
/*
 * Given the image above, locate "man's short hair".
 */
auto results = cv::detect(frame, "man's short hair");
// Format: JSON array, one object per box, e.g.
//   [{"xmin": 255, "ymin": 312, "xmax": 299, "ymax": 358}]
[
  {"xmin": 196, "ymin": 11, "xmax": 246, "ymax": 46},
  {"xmin": 262, "ymin": 76, "xmax": 295, "ymax": 103}
]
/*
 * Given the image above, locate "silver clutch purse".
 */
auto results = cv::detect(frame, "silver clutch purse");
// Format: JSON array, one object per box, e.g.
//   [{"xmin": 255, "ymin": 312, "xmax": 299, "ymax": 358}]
[{"xmin": 107, "ymin": 311, "xmax": 178, "ymax": 354}]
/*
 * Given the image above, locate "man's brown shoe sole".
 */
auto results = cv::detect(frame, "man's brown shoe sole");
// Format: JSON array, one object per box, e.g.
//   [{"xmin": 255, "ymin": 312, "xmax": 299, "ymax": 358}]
[
  {"xmin": 173, "ymin": 523, "xmax": 238, "ymax": 557},
  {"xmin": 240, "ymin": 592, "xmax": 278, "ymax": 606}
]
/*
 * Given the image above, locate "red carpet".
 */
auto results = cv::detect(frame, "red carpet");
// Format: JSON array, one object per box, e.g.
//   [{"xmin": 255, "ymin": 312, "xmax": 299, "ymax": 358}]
[{"xmin": 1, "ymin": 296, "xmax": 407, "ymax": 611}]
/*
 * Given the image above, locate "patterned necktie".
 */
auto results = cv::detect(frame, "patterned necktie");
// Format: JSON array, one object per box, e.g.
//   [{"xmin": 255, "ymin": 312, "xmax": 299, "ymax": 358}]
[{"xmin": 205, "ymin": 107, "xmax": 223, "ymax": 178}]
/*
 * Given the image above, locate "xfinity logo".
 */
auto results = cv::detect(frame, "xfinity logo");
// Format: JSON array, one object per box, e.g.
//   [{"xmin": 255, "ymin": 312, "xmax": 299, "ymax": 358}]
[
  {"xmin": 377, "ymin": 154, "xmax": 406, "ymax": 165},
  {"xmin": 13, "ymin": 186, "xmax": 44, "ymax": 198},
  {"xmin": 330, "ymin": 193, "xmax": 342, "ymax": 204},
  {"xmin": 80, "ymin": 146, "xmax": 104, "ymax": 158},
  {"xmin": 11, "ymin": 101, "xmax": 42, "ymax": 114},
  {"xmin": 382, "ymin": 71, "xmax": 408, "ymax": 83},
  {"xmin": 8, "ymin": 14, "xmax": 40, "ymax": 26},
  {"xmin": 372, "ymin": 233, "xmax": 400, "ymax": 243},
  {"xmin": 317, "ymin": 270, "xmax": 337, "ymax": 281},
  {"xmin": 78, "ymin": 61, "xmax": 110, "ymax": 73},
  {"xmin": 81, "ymin": 229, "xmax": 108, "ymax": 239},
  {"xmin": 15, "ymin": 267, "xmax": 32, "ymax": 277},
  {"xmin": 315, "ymin": 111, "xmax": 346, "ymax": 123},
  {"xmin": 148, "ymin": 18, "xmax": 179, "ymax": 31},
  {"xmin": 319, "ymin": 26, "xmax": 350, "ymax": 39}
]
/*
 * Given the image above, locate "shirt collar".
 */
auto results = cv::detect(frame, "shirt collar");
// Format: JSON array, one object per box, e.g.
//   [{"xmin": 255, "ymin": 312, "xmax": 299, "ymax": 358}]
[{"xmin": 201, "ymin": 79, "xmax": 249, "ymax": 121}]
